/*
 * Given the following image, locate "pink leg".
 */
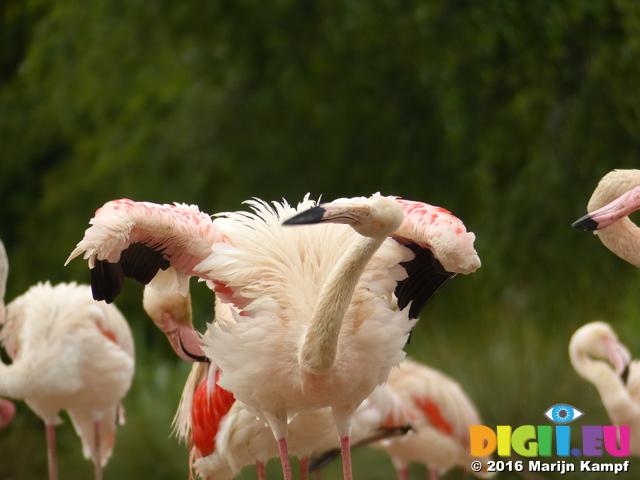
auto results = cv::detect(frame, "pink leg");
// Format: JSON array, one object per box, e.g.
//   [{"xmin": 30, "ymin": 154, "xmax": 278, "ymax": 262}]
[
  {"xmin": 299, "ymin": 456, "xmax": 309, "ymax": 480},
  {"xmin": 278, "ymin": 437, "xmax": 293, "ymax": 480},
  {"xmin": 45, "ymin": 424, "xmax": 59, "ymax": 480},
  {"xmin": 312, "ymin": 471, "xmax": 323, "ymax": 480},
  {"xmin": 256, "ymin": 461, "xmax": 266, "ymax": 480},
  {"xmin": 428, "ymin": 468, "xmax": 439, "ymax": 480},
  {"xmin": 340, "ymin": 436, "xmax": 353, "ymax": 480},
  {"xmin": 397, "ymin": 466, "xmax": 410, "ymax": 480},
  {"xmin": 93, "ymin": 421, "xmax": 102, "ymax": 480}
]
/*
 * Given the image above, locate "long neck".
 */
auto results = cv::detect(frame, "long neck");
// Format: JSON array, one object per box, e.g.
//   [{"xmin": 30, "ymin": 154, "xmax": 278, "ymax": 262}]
[
  {"xmin": 570, "ymin": 348, "xmax": 635, "ymax": 422},
  {"xmin": 301, "ymin": 235, "xmax": 384, "ymax": 375},
  {"xmin": 597, "ymin": 218, "xmax": 640, "ymax": 267}
]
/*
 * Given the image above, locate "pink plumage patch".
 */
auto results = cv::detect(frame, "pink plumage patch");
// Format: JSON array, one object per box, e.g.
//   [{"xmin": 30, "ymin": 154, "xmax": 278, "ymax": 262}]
[
  {"xmin": 96, "ymin": 323, "xmax": 118, "ymax": 345},
  {"xmin": 413, "ymin": 396, "xmax": 453, "ymax": 437}
]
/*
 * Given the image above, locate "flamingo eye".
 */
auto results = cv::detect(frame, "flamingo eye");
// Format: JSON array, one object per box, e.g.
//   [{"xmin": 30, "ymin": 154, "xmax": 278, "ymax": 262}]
[{"xmin": 544, "ymin": 404, "xmax": 584, "ymax": 424}]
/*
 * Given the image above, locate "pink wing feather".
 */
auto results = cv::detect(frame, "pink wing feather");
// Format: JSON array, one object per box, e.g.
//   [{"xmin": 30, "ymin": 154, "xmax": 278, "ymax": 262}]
[
  {"xmin": 66, "ymin": 199, "xmax": 228, "ymax": 303},
  {"xmin": 391, "ymin": 199, "xmax": 480, "ymax": 319}
]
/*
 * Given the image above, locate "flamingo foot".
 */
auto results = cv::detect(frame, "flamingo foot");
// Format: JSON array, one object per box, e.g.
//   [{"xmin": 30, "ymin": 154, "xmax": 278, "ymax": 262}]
[
  {"xmin": 340, "ymin": 436, "xmax": 353, "ymax": 480},
  {"xmin": 278, "ymin": 437, "xmax": 293, "ymax": 480}
]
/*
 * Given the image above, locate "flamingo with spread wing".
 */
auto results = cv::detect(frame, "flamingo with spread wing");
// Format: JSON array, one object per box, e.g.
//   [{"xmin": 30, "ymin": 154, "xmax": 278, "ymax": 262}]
[{"xmin": 68, "ymin": 194, "xmax": 480, "ymax": 480}]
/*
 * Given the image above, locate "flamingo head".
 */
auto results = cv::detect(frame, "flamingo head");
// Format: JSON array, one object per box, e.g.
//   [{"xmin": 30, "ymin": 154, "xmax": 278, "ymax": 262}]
[
  {"xmin": 142, "ymin": 286, "xmax": 207, "ymax": 362},
  {"xmin": 571, "ymin": 321, "xmax": 631, "ymax": 376},
  {"xmin": 573, "ymin": 169, "xmax": 640, "ymax": 231},
  {"xmin": 283, "ymin": 194, "xmax": 404, "ymax": 238}
]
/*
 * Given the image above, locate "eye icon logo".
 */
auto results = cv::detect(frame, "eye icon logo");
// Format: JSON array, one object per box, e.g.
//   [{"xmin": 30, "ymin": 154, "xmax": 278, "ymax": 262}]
[{"xmin": 544, "ymin": 404, "xmax": 584, "ymax": 424}]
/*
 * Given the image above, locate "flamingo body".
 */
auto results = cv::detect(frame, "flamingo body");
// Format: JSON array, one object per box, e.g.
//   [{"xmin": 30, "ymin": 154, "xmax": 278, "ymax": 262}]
[
  {"xmin": 0, "ymin": 281, "xmax": 135, "ymax": 477},
  {"xmin": 375, "ymin": 358, "xmax": 493, "ymax": 479}
]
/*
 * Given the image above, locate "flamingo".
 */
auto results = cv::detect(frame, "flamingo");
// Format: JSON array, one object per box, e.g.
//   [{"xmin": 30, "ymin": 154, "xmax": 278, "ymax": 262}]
[
  {"xmin": 569, "ymin": 321, "xmax": 640, "ymax": 454},
  {"xmin": 161, "ymin": 291, "xmax": 411, "ymax": 480},
  {"xmin": 0, "ymin": 239, "xmax": 135, "ymax": 480},
  {"xmin": 142, "ymin": 283, "xmax": 208, "ymax": 361},
  {"xmin": 572, "ymin": 169, "xmax": 640, "ymax": 265},
  {"xmin": 370, "ymin": 358, "xmax": 493, "ymax": 480},
  {"xmin": 67, "ymin": 194, "xmax": 481, "ymax": 480}
]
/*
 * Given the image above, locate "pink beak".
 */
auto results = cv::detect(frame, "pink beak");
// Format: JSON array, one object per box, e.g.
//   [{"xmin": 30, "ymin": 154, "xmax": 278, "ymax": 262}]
[{"xmin": 604, "ymin": 337, "xmax": 632, "ymax": 376}]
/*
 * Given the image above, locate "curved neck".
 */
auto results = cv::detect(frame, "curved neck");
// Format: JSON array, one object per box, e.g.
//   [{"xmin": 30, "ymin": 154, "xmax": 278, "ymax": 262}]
[
  {"xmin": 570, "ymin": 348, "xmax": 633, "ymax": 419},
  {"xmin": 597, "ymin": 218, "xmax": 640, "ymax": 267},
  {"xmin": 301, "ymin": 235, "xmax": 384, "ymax": 375}
]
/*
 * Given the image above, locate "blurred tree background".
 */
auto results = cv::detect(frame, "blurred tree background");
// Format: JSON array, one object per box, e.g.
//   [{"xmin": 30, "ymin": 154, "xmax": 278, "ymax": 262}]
[{"xmin": 2, "ymin": 0, "xmax": 640, "ymax": 478}]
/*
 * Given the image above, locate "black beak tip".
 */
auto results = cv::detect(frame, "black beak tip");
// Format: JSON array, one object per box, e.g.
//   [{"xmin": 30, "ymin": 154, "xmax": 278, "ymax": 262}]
[
  {"xmin": 282, "ymin": 206, "xmax": 327, "ymax": 226},
  {"xmin": 572, "ymin": 215, "xmax": 599, "ymax": 231}
]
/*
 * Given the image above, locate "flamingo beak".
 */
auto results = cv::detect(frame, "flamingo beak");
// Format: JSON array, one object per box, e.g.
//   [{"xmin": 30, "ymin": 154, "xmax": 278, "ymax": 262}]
[
  {"xmin": 571, "ymin": 214, "xmax": 600, "ymax": 231},
  {"xmin": 165, "ymin": 326, "xmax": 208, "ymax": 363},
  {"xmin": 604, "ymin": 337, "xmax": 632, "ymax": 376},
  {"xmin": 573, "ymin": 185, "xmax": 640, "ymax": 231},
  {"xmin": 283, "ymin": 206, "xmax": 328, "ymax": 225},
  {"xmin": 283, "ymin": 204, "xmax": 370, "ymax": 226}
]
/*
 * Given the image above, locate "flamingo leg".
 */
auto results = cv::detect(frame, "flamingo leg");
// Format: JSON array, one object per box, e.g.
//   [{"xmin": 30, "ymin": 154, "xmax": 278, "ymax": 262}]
[
  {"xmin": 93, "ymin": 420, "xmax": 103, "ymax": 480},
  {"xmin": 397, "ymin": 466, "xmax": 410, "ymax": 480},
  {"xmin": 45, "ymin": 424, "xmax": 59, "ymax": 480},
  {"xmin": 392, "ymin": 459, "xmax": 410, "ymax": 480},
  {"xmin": 256, "ymin": 461, "xmax": 267, "ymax": 480},
  {"xmin": 428, "ymin": 468, "xmax": 439, "ymax": 480},
  {"xmin": 299, "ymin": 456, "xmax": 310, "ymax": 480},
  {"xmin": 312, "ymin": 471, "xmax": 323, "ymax": 480},
  {"xmin": 339, "ymin": 436, "xmax": 353, "ymax": 480},
  {"xmin": 277, "ymin": 438, "xmax": 293, "ymax": 480}
]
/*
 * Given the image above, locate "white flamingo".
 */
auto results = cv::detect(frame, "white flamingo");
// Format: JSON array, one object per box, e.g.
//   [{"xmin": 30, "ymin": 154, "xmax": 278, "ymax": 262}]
[
  {"xmin": 569, "ymin": 321, "xmax": 640, "ymax": 454},
  {"xmin": 0, "ymin": 240, "xmax": 135, "ymax": 480},
  {"xmin": 67, "ymin": 194, "xmax": 480, "ymax": 480},
  {"xmin": 157, "ymin": 289, "xmax": 411, "ymax": 480},
  {"xmin": 573, "ymin": 169, "xmax": 640, "ymax": 265},
  {"xmin": 372, "ymin": 358, "xmax": 493, "ymax": 480}
]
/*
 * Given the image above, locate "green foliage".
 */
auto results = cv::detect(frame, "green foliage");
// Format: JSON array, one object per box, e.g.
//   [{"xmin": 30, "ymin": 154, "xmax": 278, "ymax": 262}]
[{"xmin": 2, "ymin": 0, "xmax": 640, "ymax": 478}]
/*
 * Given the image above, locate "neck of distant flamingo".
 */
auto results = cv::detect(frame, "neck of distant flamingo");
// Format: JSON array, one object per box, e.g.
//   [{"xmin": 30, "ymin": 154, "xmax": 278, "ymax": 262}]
[
  {"xmin": 570, "ymin": 349, "xmax": 627, "ymax": 411},
  {"xmin": 301, "ymin": 234, "xmax": 384, "ymax": 375},
  {"xmin": 596, "ymin": 218, "xmax": 640, "ymax": 267}
]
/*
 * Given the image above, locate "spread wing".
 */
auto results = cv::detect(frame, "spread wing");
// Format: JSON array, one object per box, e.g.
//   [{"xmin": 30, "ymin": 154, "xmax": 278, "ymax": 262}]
[
  {"xmin": 67, "ymin": 199, "xmax": 227, "ymax": 303},
  {"xmin": 391, "ymin": 199, "xmax": 480, "ymax": 319}
]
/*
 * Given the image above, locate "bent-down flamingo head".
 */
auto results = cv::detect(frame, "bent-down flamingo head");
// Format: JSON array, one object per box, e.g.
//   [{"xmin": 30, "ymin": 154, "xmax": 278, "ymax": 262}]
[
  {"xmin": 570, "ymin": 321, "xmax": 631, "ymax": 376},
  {"xmin": 142, "ymin": 286, "xmax": 207, "ymax": 362}
]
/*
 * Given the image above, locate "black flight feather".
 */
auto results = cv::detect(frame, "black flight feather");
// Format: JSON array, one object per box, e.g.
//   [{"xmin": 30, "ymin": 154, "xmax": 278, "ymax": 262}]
[
  {"xmin": 395, "ymin": 243, "xmax": 455, "ymax": 319},
  {"xmin": 90, "ymin": 242, "xmax": 171, "ymax": 303}
]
